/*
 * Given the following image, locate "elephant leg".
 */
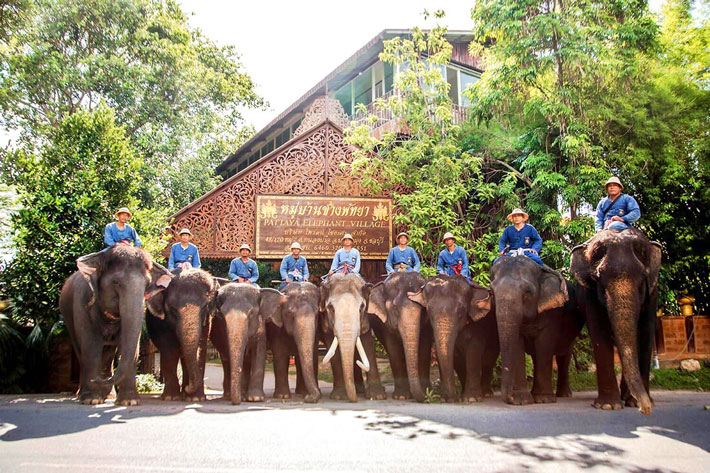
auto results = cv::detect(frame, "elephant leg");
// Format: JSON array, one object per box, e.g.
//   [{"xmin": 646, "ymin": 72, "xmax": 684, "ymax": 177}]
[
  {"xmin": 623, "ymin": 297, "xmax": 657, "ymax": 407},
  {"xmin": 99, "ymin": 346, "xmax": 116, "ymax": 399},
  {"xmin": 361, "ymin": 331, "xmax": 386, "ymax": 400},
  {"xmin": 454, "ymin": 344, "xmax": 466, "ymax": 391},
  {"xmin": 354, "ymin": 359, "xmax": 366, "ymax": 395},
  {"xmin": 418, "ymin": 324, "xmax": 433, "ymax": 393},
  {"xmin": 269, "ymin": 326, "xmax": 291, "ymax": 399},
  {"xmin": 323, "ymin": 331, "xmax": 347, "ymax": 400},
  {"xmin": 246, "ymin": 333, "xmax": 266, "ymax": 402},
  {"xmin": 586, "ymin": 300, "xmax": 623, "ymax": 410},
  {"xmin": 531, "ymin": 333, "xmax": 556, "ymax": 403},
  {"xmin": 481, "ymin": 319, "xmax": 499, "ymax": 397},
  {"xmin": 209, "ymin": 317, "xmax": 231, "ymax": 399},
  {"xmin": 294, "ymin": 350, "xmax": 305, "ymax": 395},
  {"xmin": 77, "ymin": 333, "xmax": 106, "ymax": 405},
  {"xmin": 385, "ymin": 333, "xmax": 411, "ymax": 400},
  {"xmin": 158, "ymin": 340, "xmax": 182, "ymax": 401},
  {"xmin": 461, "ymin": 334, "xmax": 485, "ymax": 402},
  {"xmin": 555, "ymin": 353, "xmax": 573, "ymax": 397}
]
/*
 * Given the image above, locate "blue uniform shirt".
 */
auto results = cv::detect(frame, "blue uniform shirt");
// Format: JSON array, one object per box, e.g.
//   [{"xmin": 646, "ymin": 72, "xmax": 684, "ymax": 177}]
[
  {"xmin": 104, "ymin": 222, "xmax": 142, "ymax": 247},
  {"xmin": 168, "ymin": 242, "xmax": 201, "ymax": 270},
  {"xmin": 437, "ymin": 246, "xmax": 470, "ymax": 280},
  {"xmin": 498, "ymin": 224, "xmax": 543, "ymax": 253},
  {"xmin": 280, "ymin": 255, "xmax": 309, "ymax": 282},
  {"xmin": 330, "ymin": 248, "xmax": 361, "ymax": 274},
  {"xmin": 229, "ymin": 257, "xmax": 259, "ymax": 284},
  {"xmin": 595, "ymin": 193, "xmax": 641, "ymax": 232},
  {"xmin": 385, "ymin": 246, "xmax": 421, "ymax": 274}
]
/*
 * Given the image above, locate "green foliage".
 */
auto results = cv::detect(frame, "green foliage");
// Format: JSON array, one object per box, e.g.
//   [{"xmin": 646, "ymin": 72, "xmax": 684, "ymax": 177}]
[
  {"xmin": 651, "ymin": 366, "xmax": 710, "ymax": 390},
  {"xmin": 135, "ymin": 373, "xmax": 164, "ymax": 394},
  {"xmin": 0, "ymin": 106, "xmax": 140, "ymax": 330}
]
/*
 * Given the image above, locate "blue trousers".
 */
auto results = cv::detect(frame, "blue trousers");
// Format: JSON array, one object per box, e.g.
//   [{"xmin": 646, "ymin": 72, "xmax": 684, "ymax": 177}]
[
  {"xmin": 607, "ymin": 221, "xmax": 631, "ymax": 231},
  {"xmin": 494, "ymin": 252, "xmax": 544, "ymax": 267}
]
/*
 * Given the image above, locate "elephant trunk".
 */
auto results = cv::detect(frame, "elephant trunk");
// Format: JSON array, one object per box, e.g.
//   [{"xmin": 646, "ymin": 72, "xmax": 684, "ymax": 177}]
[
  {"xmin": 432, "ymin": 318, "xmax": 458, "ymax": 402},
  {"xmin": 225, "ymin": 312, "xmax": 248, "ymax": 405},
  {"xmin": 294, "ymin": 317, "xmax": 320, "ymax": 402},
  {"xmin": 399, "ymin": 316, "xmax": 425, "ymax": 402},
  {"xmin": 339, "ymin": 331, "xmax": 358, "ymax": 402},
  {"xmin": 176, "ymin": 304, "xmax": 203, "ymax": 396},
  {"xmin": 606, "ymin": 280, "xmax": 652, "ymax": 415}
]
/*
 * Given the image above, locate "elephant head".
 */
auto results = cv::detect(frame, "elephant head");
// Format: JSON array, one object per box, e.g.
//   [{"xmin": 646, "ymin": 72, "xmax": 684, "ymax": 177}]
[
  {"xmin": 261, "ymin": 282, "xmax": 321, "ymax": 403},
  {"xmin": 319, "ymin": 273, "xmax": 371, "ymax": 402},
  {"xmin": 215, "ymin": 283, "xmax": 282, "ymax": 405},
  {"xmin": 571, "ymin": 228, "xmax": 662, "ymax": 415},
  {"xmin": 146, "ymin": 268, "xmax": 217, "ymax": 399},
  {"xmin": 76, "ymin": 245, "xmax": 173, "ymax": 393},
  {"xmin": 489, "ymin": 256, "xmax": 568, "ymax": 404},
  {"xmin": 407, "ymin": 275, "xmax": 493, "ymax": 402},
  {"xmin": 368, "ymin": 272, "xmax": 427, "ymax": 401}
]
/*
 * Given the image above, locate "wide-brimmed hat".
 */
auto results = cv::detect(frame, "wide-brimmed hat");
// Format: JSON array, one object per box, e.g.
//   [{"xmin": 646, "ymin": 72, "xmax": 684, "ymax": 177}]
[
  {"xmin": 113, "ymin": 207, "xmax": 132, "ymax": 219},
  {"xmin": 507, "ymin": 208, "xmax": 529, "ymax": 222},
  {"xmin": 604, "ymin": 176, "xmax": 623, "ymax": 190},
  {"xmin": 342, "ymin": 233, "xmax": 354, "ymax": 242},
  {"xmin": 239, "ymin": 244, "xmax": 252, "ymax": 252},
  {"xmin": 396, "ymin": 232, "xmax": 409, "ymax": 241},
  {"xmin": 290, "ymin": 241, "xmax": 302, "ymax": 250},
  {"xmin": 178, "ymin": 228, "xmax": 191, "ymax": 236},
  {"xmin": 442, "ymin": 232, "xmax": 456, "ymax": 242}
]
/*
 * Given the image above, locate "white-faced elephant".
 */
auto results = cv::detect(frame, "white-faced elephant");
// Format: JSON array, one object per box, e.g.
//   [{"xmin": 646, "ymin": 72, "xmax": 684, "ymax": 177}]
[
  {"xmin": 490, "ymin": 256, "xmax": 576, "ymax": 405},
  {"xmin": 210, "ymin": 283, "xmax": 282, "ymax": 405},
  {"xmin": 319, "ymin": 273, "xmax": 382, "ymax": 402},
  {"xmin": 59, "ymin": 245, "xmax": 173, "ymax": 405},
  {"xmin": 407, "ymin": 274, "xmax": 498, "ymax": 403},
  {"xmin": 263, "ymin": 282, "xmax": 321, "ymax": 403},
  {"xmin": 367, "ymin": 272, "xmax": 432, "ymax": 401},
  {"xmin": 571, "ymin": 228, "xmax": 661, "ymax": 415},
  {"xmin": 146, "ymin": 268, "xmax": 218, "ymax": 401}
]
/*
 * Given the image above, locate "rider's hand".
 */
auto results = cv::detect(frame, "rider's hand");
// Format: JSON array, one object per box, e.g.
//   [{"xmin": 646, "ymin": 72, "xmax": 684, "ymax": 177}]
[
  {"xmin": 286, "ymin": 277, "xmax": 292, "ymax": 283},
  {"xmin": 611, "ymin": 216, "xmax": 624, "ymax": 222}
]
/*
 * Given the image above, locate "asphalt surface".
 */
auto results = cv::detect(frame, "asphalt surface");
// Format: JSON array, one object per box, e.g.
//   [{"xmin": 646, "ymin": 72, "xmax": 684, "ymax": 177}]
[{"xmin": 1, "ymin": 385, "xmax": 709, "ymax": 473}]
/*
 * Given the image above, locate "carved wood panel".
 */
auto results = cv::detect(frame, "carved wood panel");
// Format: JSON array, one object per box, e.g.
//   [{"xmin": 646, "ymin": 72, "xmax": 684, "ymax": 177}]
[{"xmin": 259, "ymin": 128, "xmax": 326, "ymax": 195}]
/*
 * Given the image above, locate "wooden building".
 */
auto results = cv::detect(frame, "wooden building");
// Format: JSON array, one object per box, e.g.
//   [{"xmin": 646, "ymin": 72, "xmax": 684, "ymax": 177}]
[{"xmin": 168, "ymin": 30, "xmax": 482, "ymax": 280}]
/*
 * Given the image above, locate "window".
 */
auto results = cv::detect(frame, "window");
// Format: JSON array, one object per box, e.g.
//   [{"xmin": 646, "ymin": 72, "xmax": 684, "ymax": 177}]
[
  {"xmin": 373, "ymin": 62, "xmax": 385, "ymax": 99},
  {"xmin": 459, "ymin": 71, "xmax": 479, "ymax": 107},
  {"xmin": 262, "ymin": 139, "xmax": 274, "ymax": 156},
  {"xmin": 275, "ymin": 128, "xmax": 290, "ymax": 148},
  {"xmin": 353, "ymin": 67, "xmax": 373, "ymax": 110},
  {"xmin": 384, "ymin": 62, "xmax": 394, "ymax": 94},
  {"xmin": 446, "ymin": 67, "xmax": 459, "ymax": 104},
  {"xmin": 335, "ymin": 83, "xmax": 353, "ymax": 117},
  {"xmin": 291, "ymin": 118, "xmax": 302, "ymax": 134}
]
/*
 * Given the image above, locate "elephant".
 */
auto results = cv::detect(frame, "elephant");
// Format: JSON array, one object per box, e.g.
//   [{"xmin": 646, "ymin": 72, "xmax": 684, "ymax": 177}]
[
  {"xmin": 210, "ymin": 282, "xmax": 282, "ymax": 405},
  {"xmin": 407, "ymin": 274, "xmax": 498, "ymax": 403},
  {"xmin": 571, "ymin": 228, "xmax": 661, "ymax": 415},
  {"xmin": 490, "ymin": 255, "xmax": 580, "ymax": 405},
  {"xmin": 367, "ymin": 272, "xmax": 433, "ymax": 401},
  {"xmin": 263, "ymin": 282, "xmax": 321, "ymax": 403},
  {"xmin": 59, "ymin": 245, "xmax": 173, "ymax": 405},
  {"xmin": 146, "ymin": 268, "xmax": 218, "ymax": 401},
  {"xmin": 319, "ymin": 273, "xmax": 383, "ymax": 402}
]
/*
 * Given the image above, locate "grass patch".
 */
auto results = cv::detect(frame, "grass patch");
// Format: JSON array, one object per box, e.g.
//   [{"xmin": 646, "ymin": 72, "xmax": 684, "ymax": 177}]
[{"xmin": 651, "ymin": 367, "xmax": 710, "ymax": 390}]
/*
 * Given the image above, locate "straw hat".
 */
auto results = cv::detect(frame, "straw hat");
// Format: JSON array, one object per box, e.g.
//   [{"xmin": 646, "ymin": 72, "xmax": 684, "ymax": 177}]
[
  {"xmin": 178, "ymin": 228, "xmax": 191, "ymax": 236},
  {"xmin": 290, "ymin": 241, "xmax": 302, "ymax": 250},
  {"xmin": 113, "ymin": 207, "xmax": 132, "ymax": 219},
  {"xmin": 396, "ymin": 232, "xmax": 409, "ymax": 242},
  {"xmin": 507, "ymin": 208, "xmax": 529, "ymax": 222},
  {"xmin": 342, "ymin": 233, "xmax": 354, "ymax": 242},
  {"xmin": 604, "ymin": 176, "xmax": 623, "ymax": 190},
  {"xmin": 239, "ymin": 244, "xmax": 252, "ymax": 252},
  {"xmin": 442, "ymin": 232, "xmax": 456, "ymax": 242}
]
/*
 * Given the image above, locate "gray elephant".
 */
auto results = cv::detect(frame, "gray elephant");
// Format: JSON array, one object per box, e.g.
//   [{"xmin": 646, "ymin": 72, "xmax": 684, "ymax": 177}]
[
  {"xmin": 59, "ymin": 245, "xmax": 173, "ymax": 405},
  {"xmin": 571, "ymin": 228, "xmax": 661, "ymax": 415},
  {"xmin": 407, "ymin": 275, "xmax": 498, "ymax": 402},
  {"xmin": 264, "ymin": 282, "xmax": 321, "ymax": 403},
  {"xmin": 210, "ymin": 282, "xmax": 282, "ymax": 405},
  {"xmin": 146, "ymin": 268, "xmax": 218, "ymax": 401},
  {"xmin": 319, "ymin": 273, "xmax": 382, "ymax": 402},
  {"xmin": 367, "ymin": 272, "xmax": 432, "ymax": 401},
  {"xmin": 490, "ymin": 256, "xmax": 580, "ymax": 405}
]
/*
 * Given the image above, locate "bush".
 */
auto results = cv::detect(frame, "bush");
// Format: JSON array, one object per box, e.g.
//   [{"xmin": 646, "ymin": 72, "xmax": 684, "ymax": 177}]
[{"xmin": 135, "ymin": 373, "xmax": 164, "ymax": 394}]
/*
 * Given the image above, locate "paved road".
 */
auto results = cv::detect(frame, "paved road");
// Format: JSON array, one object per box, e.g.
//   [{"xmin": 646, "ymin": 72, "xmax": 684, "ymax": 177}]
[{"xmin": 1, "ymin": 387, "xmax": 709, "ymax": 473}]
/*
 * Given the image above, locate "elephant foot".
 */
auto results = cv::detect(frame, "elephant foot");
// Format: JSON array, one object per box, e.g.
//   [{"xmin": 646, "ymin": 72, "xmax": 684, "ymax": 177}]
[
  {"xmin": 184, "ymin": 394, "xmax": 206, "ymax": 403},
  {"xmin": 160, "ymin": 393, "xmax": 183, "ymax": 402},
  {"xmin": 330, "ymin": 388, "xmax": 348, "ymax": 400},
  {"xmin": 593, "ymin": 396, "xmax": 624, "ymax": 411},
  {"xmin": 115, "ymin": 396, "xmax": 141, "ymax": 406},
  {"xmin": 483, "ymin": 388, "xmax": 494, "ymax": 398},
  {"xmin": 392, "ymin": 388, "xmax": 411, "ymax": 401},
  {"xmin": 462, "ymin": 394, "xmax": 484, "ymax": 403},
  {"xmin": 504, "ymin": 391, "xmax": 534, "ymax": 406},
  {"xmin": 79, "ymin": 393, "xmax": 106, "ymax": 405},
  {"xmin": 556, "ymin": 386, "xmax": 573, "ymax": 398},
  {"xmin": 274, "ymin": 390, "xmax": 291, "ymax": 399},
  {"xmin": 246, "ymin": 389, "xmax": 265, "ymax": 402},
  {"xmin": 533, "ymin": 393, "xmax": 557, "ymax": 404},
  {"xmin": 442, "ymin": 395, "xmax": 460, "ymax": 403},
  {"xmin": 304, "ymin": 391, "xmax": 321, "ymax": 403},
  {"xmin": 366, "ymin": 385, "xmax": 387, "ymax": 401}
]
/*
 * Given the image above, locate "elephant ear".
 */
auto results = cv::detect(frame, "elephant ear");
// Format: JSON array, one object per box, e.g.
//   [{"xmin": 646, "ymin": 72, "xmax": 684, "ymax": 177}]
[
  {"xmin": 76, "ymin": 249, "xmax": 109, "ymax": 307},
  {"xmin": 146, "ymin": 262, "xmax": 174, "ymax": 301},
  {"xmin": 259, "ymin": 288, "xmax": 287, "ymax": 328},
  {"xmin": 367, "ymin": 282, "xmax": 388, "ymax": 323},
  {"xmin": 318, "ymin": 281, "xmax": 330, "ymax": 313},
  {"xmin": 538, "ymin": 267, "xmax": 569, "ymax": 313},
  {"xmin": 407, "ymin": 285, "xmax": 427, "ymax": 307},
  {"xmin": 146, "ymin": 290, "xmax": 166, "ymax": 320},
  {"xmin": 646, "ymin": 242, "xmax": 662, "ymax": 294},
  {"xmin": 570, "ymin": 243, "xmax": 595, "ymax": 289},
  {"xmin": 470, "ymin": 288, "xmax": 494, "ymax": 322}
]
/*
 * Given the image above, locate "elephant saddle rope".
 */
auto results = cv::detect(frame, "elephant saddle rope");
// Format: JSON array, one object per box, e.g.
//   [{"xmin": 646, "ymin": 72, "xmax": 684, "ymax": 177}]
[{"xmin": 451, "ymin": 263, "xmax": 463, "ymax": 275}]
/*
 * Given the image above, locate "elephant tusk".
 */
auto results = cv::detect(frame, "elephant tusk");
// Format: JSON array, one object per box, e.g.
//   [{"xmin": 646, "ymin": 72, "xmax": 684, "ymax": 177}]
[
  {"xmin": 322, "ymin": 336, "xmax": 339, "ymax": 364},
  {"xmin": 355, "ymin": 336, "xmax": 370, "ymax": 372}
]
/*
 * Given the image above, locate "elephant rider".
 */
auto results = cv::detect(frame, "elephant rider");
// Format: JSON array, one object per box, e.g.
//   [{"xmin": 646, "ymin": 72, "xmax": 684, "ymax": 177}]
[
  {"xmin": 279, "ymin": 241, "xmax": 309, "ymax": 290},
  {"xmin": 327, "ymin": 233, "xmax": 361, "ymax": 277},
  {"xmin": 595, "ymin": 176, "xmax": 640, "ymax": 232},
  {"xmin": 436, "ymin": 232, "xmax": 471, "ymax": 282},
  {"xmin": 104, "ymin": 207, "xmax": 142, "ymax": 247},
  {"xmin": 168, "ymin": 228, "xmax": 201, "ymax": 270},
  {"xmin": 229, "ymin": 244, "xmax": 259, "ymax": 285},
  {"xmin": 385, "ymin": 232, "xmax": 421, "ymax": 277},
  {"xmin": 496, "ymin": 208, "xmax": 544, "ymax": 266}
]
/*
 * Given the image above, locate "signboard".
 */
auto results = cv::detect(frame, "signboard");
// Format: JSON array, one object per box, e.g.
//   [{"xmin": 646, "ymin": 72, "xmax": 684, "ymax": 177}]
[
  {"xmin": 693, "ymin": 316, "xmax": 710, "ymax": 354},
  {"xmin": 660, "ymin": 317, "xmax": 688, "ymax": 355},
  {"xmin": 255, "ymin": 195, "xmax": 392, "ymax": 259}
]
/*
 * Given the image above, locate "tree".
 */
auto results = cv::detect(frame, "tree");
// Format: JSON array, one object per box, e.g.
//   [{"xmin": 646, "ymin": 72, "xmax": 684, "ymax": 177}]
[{"xmin": 0, "ymin": 0, "xmax": 263, "ymax": 209}]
